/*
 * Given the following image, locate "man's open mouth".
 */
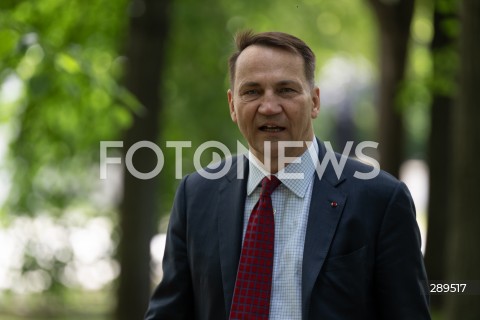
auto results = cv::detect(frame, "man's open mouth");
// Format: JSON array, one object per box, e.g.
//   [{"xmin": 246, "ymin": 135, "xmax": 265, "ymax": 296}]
[{"xmin": 259, "ymin": 125, "xmax": 285, "ymax": 132}]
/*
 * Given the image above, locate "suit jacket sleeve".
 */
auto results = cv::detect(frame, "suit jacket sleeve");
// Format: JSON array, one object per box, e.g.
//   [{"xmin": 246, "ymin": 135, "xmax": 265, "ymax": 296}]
[
  {"xmin": 145, "ymin": 176, "xmax": 194, "ymax": 320},
  {"xmin": 375, "ymin": 181, "xmax": 430, "ymax": 319}
]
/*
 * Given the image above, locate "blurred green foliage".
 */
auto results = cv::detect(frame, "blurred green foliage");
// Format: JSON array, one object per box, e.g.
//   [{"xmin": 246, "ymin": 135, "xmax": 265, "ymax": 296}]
[{"xmin": 0, "ymin": 0, "xmax": 134, "ymax": 216}]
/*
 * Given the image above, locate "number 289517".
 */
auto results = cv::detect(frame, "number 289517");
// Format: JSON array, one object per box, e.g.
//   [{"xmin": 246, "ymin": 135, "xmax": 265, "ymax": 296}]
[{"xmin": 429, "ymin": 283, "xmax": 466, "ymax": 293}]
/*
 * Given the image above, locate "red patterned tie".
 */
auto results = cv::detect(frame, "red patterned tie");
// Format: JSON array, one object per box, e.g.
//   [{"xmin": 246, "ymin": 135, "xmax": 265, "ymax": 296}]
[{"xmin": 229, "ymin": 176, "xmax": 281, "ymax": 320}]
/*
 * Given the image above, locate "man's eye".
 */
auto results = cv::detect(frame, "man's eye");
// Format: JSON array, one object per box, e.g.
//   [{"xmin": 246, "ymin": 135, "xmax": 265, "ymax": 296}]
[
  {"xmin": 243, "ymin": 89, "xmax": 259, "ymax": 95},
  {"xmin": 279, "ymin": 88, "xmax": 295, "ymax": 93}
]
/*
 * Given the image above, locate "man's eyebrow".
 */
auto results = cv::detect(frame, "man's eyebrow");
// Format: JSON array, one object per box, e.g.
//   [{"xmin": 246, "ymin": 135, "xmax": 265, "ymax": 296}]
[
  {"xmin": 239, "ymin": 80, "xmax": 301, "ymax": 88},
  {"xmin": 277, "ymin": 80, "xmax": 301, "ymax": 86},
  {"xmin": 239, "ymin": 82, "xmax": 260, "ymax": 89}
]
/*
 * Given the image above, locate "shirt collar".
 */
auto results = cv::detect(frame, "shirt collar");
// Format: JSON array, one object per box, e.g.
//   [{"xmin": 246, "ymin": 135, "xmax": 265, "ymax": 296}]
[{"xmin": 247, "ymin": 138, "xmax": 318, "ymax": 198}]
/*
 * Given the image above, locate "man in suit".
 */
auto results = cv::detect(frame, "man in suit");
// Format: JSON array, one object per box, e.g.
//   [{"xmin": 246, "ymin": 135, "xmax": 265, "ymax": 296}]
[{"xmin": 145, "ymin": 31, "xmax": 430, "ymax": 319}]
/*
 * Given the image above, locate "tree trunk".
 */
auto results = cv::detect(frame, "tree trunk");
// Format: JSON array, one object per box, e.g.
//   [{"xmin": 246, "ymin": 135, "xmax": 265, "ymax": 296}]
[
  {"xmin": 445, "ymin": 0, "xmax": 480, "ymax": 319},
  {"xmin": 367, "ymin": 0, "xmax": 415, "ymax": 177},
  {"xmin": 424, "ymin": 0, "xmax": 457, "ymax": 309},
  {"xmin": 115, "ymin": 1, "xmax": 171, "ymax": 319}
]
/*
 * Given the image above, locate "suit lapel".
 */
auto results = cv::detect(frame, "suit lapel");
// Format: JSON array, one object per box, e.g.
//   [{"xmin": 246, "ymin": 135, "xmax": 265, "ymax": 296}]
[
  {"xmin": 301, "ymin": 141, "xmax": 347, "ymax": 320},
  {"xmin": 217, "ymin": 156, "xmax": 248, "ymax": 317}
]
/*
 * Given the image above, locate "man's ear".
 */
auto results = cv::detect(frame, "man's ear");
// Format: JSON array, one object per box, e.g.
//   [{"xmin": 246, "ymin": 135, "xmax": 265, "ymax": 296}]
[
  {"xmin": 311, "ymin": 86, "xmax": 320, "ymax": 119},
  {"xmin": 227, "ymin": 89, "xmax": 237, "ymax": 123}
]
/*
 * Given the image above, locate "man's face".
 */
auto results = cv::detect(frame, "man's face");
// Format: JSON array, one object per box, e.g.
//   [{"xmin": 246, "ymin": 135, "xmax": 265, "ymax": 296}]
[{"xmin": 228, "ymin": 45, "xmax": 320, "ymax": 164}]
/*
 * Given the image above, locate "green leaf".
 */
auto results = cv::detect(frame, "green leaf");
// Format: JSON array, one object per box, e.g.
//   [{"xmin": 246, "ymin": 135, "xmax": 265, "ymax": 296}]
[{"xmin": 55, "ymin": 52, "xmax": 81, "ymax": 74}]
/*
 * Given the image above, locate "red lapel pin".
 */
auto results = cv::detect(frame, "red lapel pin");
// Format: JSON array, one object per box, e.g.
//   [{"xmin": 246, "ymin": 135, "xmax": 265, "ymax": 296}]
[{"xmin": 330, "ymin": 201, "xmax": 338, "ymax": 208}]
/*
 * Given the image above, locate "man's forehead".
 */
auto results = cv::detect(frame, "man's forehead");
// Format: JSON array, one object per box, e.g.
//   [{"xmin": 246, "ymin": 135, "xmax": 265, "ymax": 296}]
[
  {"xmin": 234, "ymin": 45, "xmax": 305, "ymax": 83},
  {"xmin": 235, "ymin": 45, "xmax": 303, "ymax": 75}
]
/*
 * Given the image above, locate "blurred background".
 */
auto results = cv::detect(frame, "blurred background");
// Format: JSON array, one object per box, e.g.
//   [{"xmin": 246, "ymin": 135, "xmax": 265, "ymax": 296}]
[{"xmin": 0, "ymin": 0, "xmax": 479, "ymax": 319}]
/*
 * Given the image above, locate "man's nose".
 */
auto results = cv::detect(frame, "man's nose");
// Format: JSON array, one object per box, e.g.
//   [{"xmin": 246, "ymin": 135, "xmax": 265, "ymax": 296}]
[{"xmin": 258, "ymin": 91, "xmax": 282, "ymax": 115}]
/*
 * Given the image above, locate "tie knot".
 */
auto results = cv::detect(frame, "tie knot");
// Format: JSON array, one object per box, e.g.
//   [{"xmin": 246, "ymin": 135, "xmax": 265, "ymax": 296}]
[{"xmin": 260, "ymin": 176, "xmax": 281, "ymax": 196}]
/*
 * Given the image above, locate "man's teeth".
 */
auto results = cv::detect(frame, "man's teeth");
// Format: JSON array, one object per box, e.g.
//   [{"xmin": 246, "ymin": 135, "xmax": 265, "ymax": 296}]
[{"xmin": 261, "ymin": 126, "xmax": 283, "ymax": 132}]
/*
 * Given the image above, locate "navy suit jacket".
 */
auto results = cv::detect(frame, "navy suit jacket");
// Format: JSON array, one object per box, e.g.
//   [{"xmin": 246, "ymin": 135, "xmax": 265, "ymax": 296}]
[{"xmin": 145, "ymin": 141, "xmax": 430, "ymax": 319}]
